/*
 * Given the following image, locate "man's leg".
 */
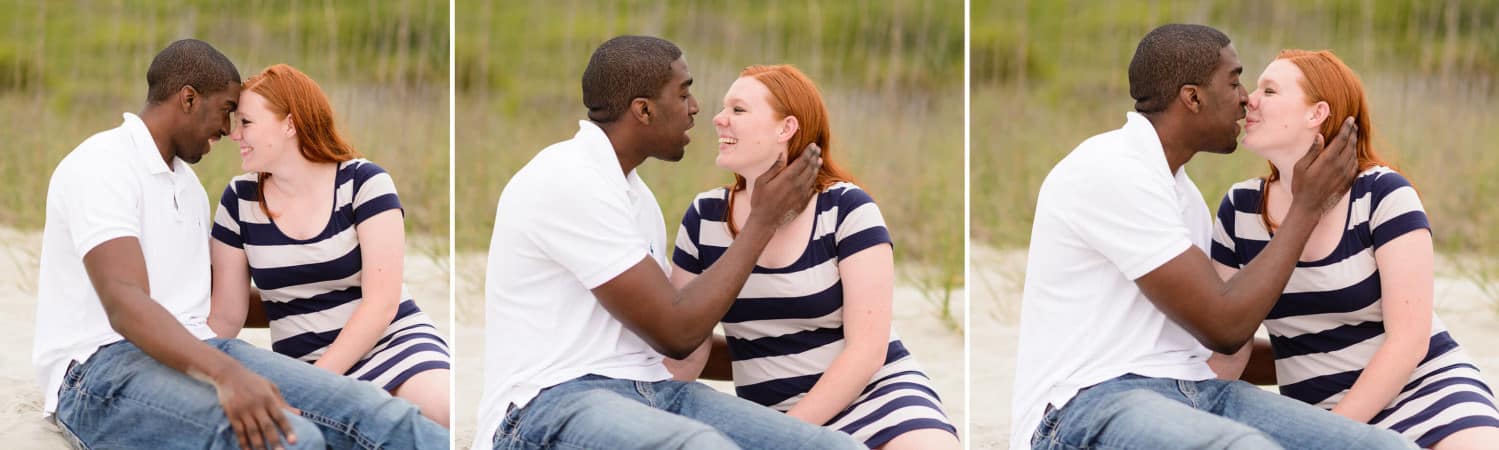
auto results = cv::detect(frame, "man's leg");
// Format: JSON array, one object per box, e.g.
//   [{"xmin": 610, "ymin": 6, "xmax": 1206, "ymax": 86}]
[
  {"xmin": 215, "ymin": 338, "xmax": 449, "ymax": 449},
  {"xmin": 655, "ymin": 380, "xmax": 866, "ymax": 450},
  {"xmin": 492, "ymin": 375, "xmax": 739, "ymax": 450},
  {"xmin": 1201, "ymin": 379, "xmax": 1417, "ymax": 450},
  {"xmin": 53, "ymin": 341, "xmax": 325, "ymax": 450},
  {"xmin": 1034, "ymin": 375, "xmax": 1280, "ymax": 450}
]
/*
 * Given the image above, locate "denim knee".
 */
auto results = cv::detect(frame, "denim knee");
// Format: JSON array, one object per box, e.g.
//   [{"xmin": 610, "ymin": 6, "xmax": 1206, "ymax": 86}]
[{"xmin": 283, "ymin": 414, "xmax": 327, "ymax": 450}]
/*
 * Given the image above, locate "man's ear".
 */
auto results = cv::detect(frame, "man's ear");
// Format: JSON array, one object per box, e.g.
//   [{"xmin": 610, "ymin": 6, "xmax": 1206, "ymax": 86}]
[
  {"xmin": 1177, "ymin": 84, "xmax": 1202, "ymax": 113},
  {"xmin": 629, "ymin": 97, "xmax": 653, "ymax": 125},
  {"xmin": 179, "ymin": 85, "xmax": 200, "ymax": 113},
  {"xmin": 776, "ymin": 115, "xmax": 800, "ymax": 143}
]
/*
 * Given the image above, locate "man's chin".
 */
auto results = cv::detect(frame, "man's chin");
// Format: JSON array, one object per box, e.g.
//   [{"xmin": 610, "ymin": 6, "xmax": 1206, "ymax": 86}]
[{"xmin": 181, "ymin": 149, "xmax": 207, "ymax": 164}]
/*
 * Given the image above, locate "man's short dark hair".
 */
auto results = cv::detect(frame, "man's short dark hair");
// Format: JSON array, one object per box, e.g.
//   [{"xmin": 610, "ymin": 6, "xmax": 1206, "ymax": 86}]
[
  {"xmin": 1128, "ymin": 24, "xmax": 1232, "ymax": 114},
  {"xmin": 146, "ymin": 39, "xmax": 241, "ymax": 104},
  {"xmin": 582, "ymin": 35, "xmax": 683, "ymax": 123}
]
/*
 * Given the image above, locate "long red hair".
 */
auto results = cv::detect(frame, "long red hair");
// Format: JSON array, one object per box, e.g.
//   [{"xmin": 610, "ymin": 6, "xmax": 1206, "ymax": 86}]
[
  {"xmin": 242, "ymin": 64, "xmax": 360, "ymax": 217},
  {"xmin": 726, "ymin": 64, "xmax": 858, "ymax": 235},
  {"xmin": 1260, "ymin": 50, "xmax": 1403, "ymax": 230}
]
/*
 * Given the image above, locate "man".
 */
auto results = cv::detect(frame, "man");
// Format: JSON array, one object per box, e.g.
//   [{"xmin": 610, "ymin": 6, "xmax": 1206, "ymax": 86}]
[
  {"xmin": 1009, "ymin": 24, "xmax": 1415, "ymax": 449},
  {"xmin": 477, "ymin": 35, "xmax": 862, "ymax": 449},
  {"xmin": 34, "ymin": 39, "xmax": 446, "ymax": 450}
]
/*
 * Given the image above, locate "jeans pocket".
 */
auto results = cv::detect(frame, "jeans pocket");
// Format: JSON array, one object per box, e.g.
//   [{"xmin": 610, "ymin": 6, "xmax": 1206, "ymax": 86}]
[
  {"xmin": 1032, "ymin": 404, "xmax": 1061, "ymax": 448},
  {"xmin": 62, "ymin": 360, "xmax": 84, "ymax": 390},
  {"xmin": 498, "ymin": 403, "xmax": 523, "ymax": 440}
]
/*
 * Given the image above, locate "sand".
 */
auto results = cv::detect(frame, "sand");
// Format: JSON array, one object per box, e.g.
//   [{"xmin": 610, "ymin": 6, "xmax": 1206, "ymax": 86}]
[
  {"xmin": 969, "ymin": 244, "xmax": 1499, "ymax": 450},
  {"xmin": 0, "ymin": 226, "xmax": 452, "ymax": 449},
  {"xmin": 451, "ymin": 252, "xmax": 968, "ymax": 449}
]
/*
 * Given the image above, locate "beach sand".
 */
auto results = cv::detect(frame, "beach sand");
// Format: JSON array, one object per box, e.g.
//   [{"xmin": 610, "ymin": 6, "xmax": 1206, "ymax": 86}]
[
  {"xmin": 451, "ymin": 251, "xmax": 968, "ymax": 449},
  {"xmin": 969, "ymin": 243, "xmax": 1499, "ymax": 450},
  {"xmin": 0, "ymin": 226, "xmax": 452, "ymax": 449}
]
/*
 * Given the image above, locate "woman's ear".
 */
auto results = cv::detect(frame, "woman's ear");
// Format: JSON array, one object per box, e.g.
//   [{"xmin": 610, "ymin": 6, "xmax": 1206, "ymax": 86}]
[
  {"xmin": 1308, "ymin": 101, "xmax": 1331, "ymax": 129},
  {"xmin": 777, "ymin": 115, "xmax": 800, "ymax": 143},
  {"xmin": 284, "ymin": 114, "xmax": 297, "ymax": 137}
]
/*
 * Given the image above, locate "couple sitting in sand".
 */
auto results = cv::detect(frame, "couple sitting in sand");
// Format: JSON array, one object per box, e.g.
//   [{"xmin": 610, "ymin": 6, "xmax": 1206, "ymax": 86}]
[
  {"xmin": 34, "ymin": 39, "xmax": 449, "ymax": 449},
  {"xmin": 1012, "ymin": 24, "xmax": 1499, "ymax": 450},
  {"xmin": 476, "ymin": 35, "xmax": 960, "ymax": 450}
]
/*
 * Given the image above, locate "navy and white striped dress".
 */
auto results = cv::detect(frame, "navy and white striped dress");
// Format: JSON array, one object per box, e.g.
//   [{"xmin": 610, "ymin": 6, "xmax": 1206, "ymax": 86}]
[
  {"xmin": 1211, "ymin": 166, "xmax": 1499, "ymax": 447},
  {"xmin": 673, "ymin": 182, "xmax": 956, "ymax": 448},
  {"xmin": 212, "ymin": 159, "xmax": 450, "ymax": 391}
]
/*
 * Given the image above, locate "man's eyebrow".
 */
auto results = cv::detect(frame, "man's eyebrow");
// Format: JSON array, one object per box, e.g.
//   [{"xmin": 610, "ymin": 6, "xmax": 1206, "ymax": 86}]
[
  {"xmin": 227, "ymin": 100, "xmax": 238, "ymax": 112},
  {"xmin": 682, "ymin": 77, "xmax": 693, "ymax": 88},
  {"xmin": 1231, "ymin": 66, "xmax": 1243, "ymax": 77}
]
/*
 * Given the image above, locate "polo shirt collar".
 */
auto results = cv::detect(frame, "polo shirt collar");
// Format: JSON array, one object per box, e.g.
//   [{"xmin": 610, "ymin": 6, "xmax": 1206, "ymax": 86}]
[
  {"xmin": 122, "ymin": 112, "xmax": 176, "ymax": 175},
  {"xmin": 1122, "ymin": 111, "xmax": 1179, "ymax": 180},
  {"xmin": 574, "ymin": 120, "xmax": 639, "ymax": 193}
]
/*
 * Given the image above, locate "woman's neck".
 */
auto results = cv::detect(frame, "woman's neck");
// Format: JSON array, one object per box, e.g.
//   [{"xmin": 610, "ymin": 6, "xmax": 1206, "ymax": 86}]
[
  {"xmin": 1263, "ymin": 140, "xmax": 1312, "ymax": 198},
  {"xmin": 266, "ymin": 155, "xmax": 336, "ymax": 196}
]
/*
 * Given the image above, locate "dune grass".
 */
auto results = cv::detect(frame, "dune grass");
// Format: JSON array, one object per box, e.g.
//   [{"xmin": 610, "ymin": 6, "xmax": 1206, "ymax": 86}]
[{"xmin": 0, "ymin": 1, "xmax": 450, "ymax": 258}]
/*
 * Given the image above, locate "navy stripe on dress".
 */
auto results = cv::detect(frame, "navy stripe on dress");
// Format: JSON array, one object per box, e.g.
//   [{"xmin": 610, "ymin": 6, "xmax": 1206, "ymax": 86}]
[
  {"xmin": 1212, "ymin": 167, "xmax": 1498, "ymax": 446},
  {"xmin": 212, "ymin": 159, "xmax": 448, "ymax": 392},
  {"xmin": 674, "ymin": 182, "xmax": 954, "ymax": 446}
]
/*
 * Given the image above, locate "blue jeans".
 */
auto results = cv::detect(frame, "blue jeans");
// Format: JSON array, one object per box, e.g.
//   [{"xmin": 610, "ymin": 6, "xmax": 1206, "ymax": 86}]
[
  {"xmin": 53, "ymin": 338, "xmax": 448, "ymax": 449},
  {"xmin": 492, "ymin": 374, "xmax": 863, "ymax": 450},
  {"xmin": 1031, "ymin": 374, "xmax": 1415, "ymax": 450}
]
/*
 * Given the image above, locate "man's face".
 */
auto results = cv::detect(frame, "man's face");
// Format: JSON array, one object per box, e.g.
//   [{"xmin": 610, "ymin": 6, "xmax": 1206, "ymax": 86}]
[
  {"xmin": 1198, "ymin": 45, "xmax": 1249, "ymax": 154},
  {"xmin": 177, "ymin": 82, "xmax": 241, "ymax": 164},
  {"xmin": 645, "ymin": 57, "xmax": 699, "ymax": 162}
]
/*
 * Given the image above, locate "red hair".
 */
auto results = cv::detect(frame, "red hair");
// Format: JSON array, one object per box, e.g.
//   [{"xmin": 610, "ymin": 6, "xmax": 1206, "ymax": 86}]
[
  {"xmin": 1260, "ymin": 50, "xmax": 1403, "ymax": 230},
  {"xmin": 242, "ymin": 64, "xmax": 360, "ymax": 217},
  {"xmin": 726, "ymin": 64, "xmax": 858, "ymax": 235}
]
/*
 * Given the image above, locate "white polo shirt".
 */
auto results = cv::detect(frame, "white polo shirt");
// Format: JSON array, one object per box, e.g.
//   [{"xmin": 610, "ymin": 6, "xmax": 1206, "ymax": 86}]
[
  {"xmin": 476, "ymin": 120, "xmax": 672, "ymax": 449},
  {"xmin": 33, "ymin": 113, "xmax": 215, "ymax": 416},
  {"xmin": 1009, "ymin": 112, "xmax": 1218, "ymax": 449}
]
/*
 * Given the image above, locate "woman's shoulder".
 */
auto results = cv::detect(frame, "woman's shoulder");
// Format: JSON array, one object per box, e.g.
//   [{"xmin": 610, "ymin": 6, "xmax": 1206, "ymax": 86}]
[
  {"xmin": 686, "ymin": 186, "xmax": 731, "ymax": 211},
  {"xmin": 1356, "ymin": 165, "xmax": 1419, "ymax": 201},
  {"xmin": 339, "ymin": 158, "xmax": 387, "ymax": 178},
  {"xmin": 1218, "ymin": 177, "xmax": 1265, "ymax": 208},
  {"xmin": 822, "ymin": 181, "xmax": 876, "ymax": 206},
  {"xmin": 223, "ymin": 172, "xmax": 261, "ymax": 195}
]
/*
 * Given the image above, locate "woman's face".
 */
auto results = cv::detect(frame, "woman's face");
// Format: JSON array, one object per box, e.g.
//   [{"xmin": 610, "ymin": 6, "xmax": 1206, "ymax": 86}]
[
  {"xmin": 229, "ymin": 91, "xmax": 294, "ymax": 173},
  {"xmin": 712, "ymin": 76, "xmax": 794, "ymax": 178},
  {"xmin": 1244, "ymin": 59, "xmax": 1326, "ymax": 159}
]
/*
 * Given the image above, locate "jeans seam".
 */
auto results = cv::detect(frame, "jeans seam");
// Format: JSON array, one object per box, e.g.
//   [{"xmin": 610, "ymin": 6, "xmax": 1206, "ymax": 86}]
[
  {"xmin": 299, "ymin": 409, "xmax": 381, "ymax": 450},
  {"xmin": 68, "ymin": 385, "xmax": 219, "ymax": 435},
  {"xmin": 52, "ymin": 413, "xmax": 92, "ymax": 450},
  {"xmin": 636, "ymin": 381, "xmax": 655, "ymax": 408}
]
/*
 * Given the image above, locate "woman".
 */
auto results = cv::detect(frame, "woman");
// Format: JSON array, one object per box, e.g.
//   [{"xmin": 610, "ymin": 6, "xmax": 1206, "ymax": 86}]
[
  {"xmin": 208, "ymin": 64, "xmax": 451, "ymax": 427},
  {"xmin": 1210, "ymin": 50, "xmax": 1499, "ymax": 449},
  {"xmin": 665, "ymin": 64, "xmax": 958, "ymax": 449}
]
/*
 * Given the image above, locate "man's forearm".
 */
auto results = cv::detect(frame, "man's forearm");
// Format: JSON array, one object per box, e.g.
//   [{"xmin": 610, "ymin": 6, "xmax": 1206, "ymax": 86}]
[
  {"xmin": 1215, "ymin": 207, "xmax": 1319, "ymax": 342},
  {"xmin": 671, "ymin": 222, "xmax": 776, "ymax": 346},
  {"xmin": 104, "ymin": 286, "xmax": 238, "ymax": 382}
]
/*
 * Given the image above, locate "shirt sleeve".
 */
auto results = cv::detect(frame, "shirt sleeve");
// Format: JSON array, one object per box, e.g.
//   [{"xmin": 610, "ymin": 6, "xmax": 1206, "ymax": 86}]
[
  {"xmin": 1368, "ymin": 170, "xmax": 1430, "ymax": 249},
  {"xmin": 1210, "ymin": 191, "xmax": 1239, "ymax": 268},
  {"xmin": 57, "ymin": 158, "xmax": 142, "ymax": 256},
  {"xmin": 530, "ymin": 173, "xmax": 651, "ymax": 289},
  {"xmin": 211, "ymin": 181, "xmax": 245, "ymax": 248},
  {"xmin": 1061, "ymin": 164, "xmax": 1194, "ymax": 280},
  {"xmin": 351, "ymin": 161, "xmax": 404, "ymax": 224},
  {"xmin": 672, "ymin": 197, "xmax": 705, "ymax": 275},
  {"xmin": 834, "ymin": 185, "xmax": 893, "ymax": 259}
]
